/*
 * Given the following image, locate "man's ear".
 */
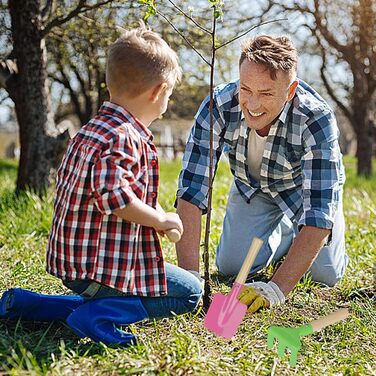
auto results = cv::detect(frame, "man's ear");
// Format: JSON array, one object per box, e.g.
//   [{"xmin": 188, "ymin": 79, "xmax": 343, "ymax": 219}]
[
  {"xmin": 287, "ymin": 80, "xmax": 298, "ymax": 101},
  {"xmin": 150, "ymin": 82, "xmax": 168, "ymax": 103}
]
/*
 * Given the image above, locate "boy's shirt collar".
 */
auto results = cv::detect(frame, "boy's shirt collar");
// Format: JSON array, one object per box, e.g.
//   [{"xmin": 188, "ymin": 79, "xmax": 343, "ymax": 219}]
[{"xmin": 100, "ymin": 101, "xmax": 153, "ymax": 141}]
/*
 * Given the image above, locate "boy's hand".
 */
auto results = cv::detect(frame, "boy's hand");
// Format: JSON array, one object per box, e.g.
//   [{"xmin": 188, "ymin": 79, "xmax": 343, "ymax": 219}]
[
  {"xmin": 155, "ymin": 212, "xmax": 183, "ymax": 237},
  {"xmin": 238, "ymin": 281, "xmax": 285, "ymax": 314}
]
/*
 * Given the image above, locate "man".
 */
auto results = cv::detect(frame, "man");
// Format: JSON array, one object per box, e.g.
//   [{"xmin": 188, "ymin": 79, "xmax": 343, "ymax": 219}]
[{"xmin": 175, "ymin": 35, "xmax": 347, "ymax": 313}]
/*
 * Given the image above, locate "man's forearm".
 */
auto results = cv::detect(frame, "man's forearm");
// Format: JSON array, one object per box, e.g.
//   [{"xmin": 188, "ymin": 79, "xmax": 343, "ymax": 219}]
[
  {"xmin": 176, "ymin": 199, "xmax": 202, "ymax": 271},
  {"xmin": 271, "ymin": 225, "xmax": 331, "ymax": 296}
]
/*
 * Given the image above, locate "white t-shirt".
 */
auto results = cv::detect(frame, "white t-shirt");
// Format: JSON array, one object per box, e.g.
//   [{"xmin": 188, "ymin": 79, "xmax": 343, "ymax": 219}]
[{"xmin": 247, "ymin": 128, "xmax": 267, "ymax": 182}]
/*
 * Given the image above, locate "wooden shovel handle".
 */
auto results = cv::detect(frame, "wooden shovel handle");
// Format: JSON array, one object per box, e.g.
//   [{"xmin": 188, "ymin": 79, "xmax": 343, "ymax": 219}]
[
  {"xmin": 311, "ymin": 308, "xmax": 350, "ymax": 332},
  {"xmin": 165, "ymin": 229, "xmax": 181, "ymax": 243},
  {"xmin": 235, "ymin": 237, "xmax": 263, "ymax": 284}
]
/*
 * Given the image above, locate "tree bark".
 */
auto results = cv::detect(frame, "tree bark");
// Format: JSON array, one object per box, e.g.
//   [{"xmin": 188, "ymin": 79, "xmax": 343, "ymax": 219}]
[
  {"xmin": 353, "ymin": 113, "xmax": 373, "ymax": 176},
  {"xmin": 352, "ymin": 66, "xmax": 373, "ymax": 176},
  {"xmin": 8, "ymin": 0, "xmax": 69, "ymax": 193}
]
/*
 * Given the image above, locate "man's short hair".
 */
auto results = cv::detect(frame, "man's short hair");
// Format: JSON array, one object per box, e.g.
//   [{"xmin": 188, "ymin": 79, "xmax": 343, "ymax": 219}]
[
  {"xmin": 239, "ymin": 35, "xmax": 298, "ymax": 81},
  {"xmin": 106, "ymin": 22, "xmax": 182, "ymax": 96}
]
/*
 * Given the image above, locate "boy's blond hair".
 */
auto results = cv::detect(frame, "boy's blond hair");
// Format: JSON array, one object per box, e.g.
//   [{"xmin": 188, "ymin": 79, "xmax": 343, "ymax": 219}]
[
  {"xmin": 106, "ymin": 22, "xmax": 182, "ymax": 96},
  {"xmin": 239, "ymin": 35, "xmax": 298, "ymax": 81}
]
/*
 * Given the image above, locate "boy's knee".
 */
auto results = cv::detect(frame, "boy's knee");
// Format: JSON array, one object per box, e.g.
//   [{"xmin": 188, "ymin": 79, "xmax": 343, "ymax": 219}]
[
  {"xmin": 181, "ymin": 275, "xmax": 203, "ymax": 312},
  {"xmin": 184, "ymin": 292, "xmax": 202, "ymax": 312}
]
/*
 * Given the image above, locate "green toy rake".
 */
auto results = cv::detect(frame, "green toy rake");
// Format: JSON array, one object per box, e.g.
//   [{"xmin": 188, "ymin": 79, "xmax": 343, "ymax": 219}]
[{"xmin": 267, "ymin": 308, "xmax": 350, "ymax": 367}]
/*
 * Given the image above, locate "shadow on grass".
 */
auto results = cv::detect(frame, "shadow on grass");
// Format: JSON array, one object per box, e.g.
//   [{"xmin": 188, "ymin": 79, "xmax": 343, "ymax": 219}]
[
  {"xmin": 209, "ymin": 270, "xmax": 271, "ymax": 287},
  {"xmin": 209, "ymin": 258, "xmax": 285, "ymax": 288},
  {"xmin": 0, "ymin": 319, "xmax": 112, "ymax": 372}
]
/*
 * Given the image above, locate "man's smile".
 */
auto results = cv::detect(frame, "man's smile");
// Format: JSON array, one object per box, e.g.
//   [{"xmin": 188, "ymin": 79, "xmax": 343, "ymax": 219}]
[{"xmin": 248, "ymin": 109, "xmax": 265, "ymax": 117}]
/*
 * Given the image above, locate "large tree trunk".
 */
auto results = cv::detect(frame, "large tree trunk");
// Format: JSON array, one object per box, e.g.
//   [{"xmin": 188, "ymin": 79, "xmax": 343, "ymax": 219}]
[{"xmin": 9, "ymin": 0, "xmax": 68, "ymax": 193}]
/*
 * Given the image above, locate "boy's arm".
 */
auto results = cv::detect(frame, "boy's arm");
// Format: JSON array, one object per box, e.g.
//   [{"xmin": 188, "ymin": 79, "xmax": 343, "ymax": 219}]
[
  {"xmin": 113, "ymin": 197, "xmax": 183, "ymax": 234},
  {"xmin": 156, "ymin": 202, "xmax": 165, "ymax": 214}
]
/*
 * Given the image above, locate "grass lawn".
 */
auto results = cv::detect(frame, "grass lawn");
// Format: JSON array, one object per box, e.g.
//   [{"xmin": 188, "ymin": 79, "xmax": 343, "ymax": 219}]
[{"xmin": 0, "ymin": 157, "xmax": 375, "ymax": 375}]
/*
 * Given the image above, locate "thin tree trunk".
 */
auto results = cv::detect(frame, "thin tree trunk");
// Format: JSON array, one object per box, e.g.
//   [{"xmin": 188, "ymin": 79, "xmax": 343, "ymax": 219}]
[
  {"xmin": 352, "ymin": 75, "xmax": 373, "ymax": 176},
  {"xmin": 354, "ymin": 116, "xmax": 373, "ymax": 176},
  {"xmin": 9, "ymin": 0, "xmax": 69, "ymax": 193}
]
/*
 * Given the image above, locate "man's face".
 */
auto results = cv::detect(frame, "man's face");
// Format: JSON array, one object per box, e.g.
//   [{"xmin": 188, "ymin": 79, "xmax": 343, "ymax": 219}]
[{"xmin": 239, "ymin": 60, "xmax": 297, "ymax": 131}]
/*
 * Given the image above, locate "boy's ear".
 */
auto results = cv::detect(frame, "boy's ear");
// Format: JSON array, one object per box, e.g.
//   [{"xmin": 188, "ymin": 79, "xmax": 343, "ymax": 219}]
[{"xmin": 150, "ymin": 82, "xmax": 168, "ymax": 103}]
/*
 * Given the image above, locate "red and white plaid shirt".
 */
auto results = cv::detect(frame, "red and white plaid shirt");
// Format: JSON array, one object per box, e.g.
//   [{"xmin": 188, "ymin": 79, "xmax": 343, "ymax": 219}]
[{"xmin": 46, "ymin": 102, "xmax": 167, "ymax": 297}]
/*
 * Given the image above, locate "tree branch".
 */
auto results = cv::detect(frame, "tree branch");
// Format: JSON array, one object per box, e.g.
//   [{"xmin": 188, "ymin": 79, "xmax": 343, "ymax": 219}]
[
  {"xmin": 41, "ymin": 0, "xmax": 56, "ymax": 23},
  {"xmin": 51, "ymin": 69, "xmax": 84, "ymax": 123},
  {"xmin": 311, "ymin": 0, "xmax": 353, "ymax": 61},
  {"xmin": 0, "ymin": 59, "xmax": 17, "ymax": 89},
  {"xmin": 0, "ymin": 91, "xmax": 10, "ymax": 105},
  {"xmin": 43, "ymin": 0, "xmax": 115, "ymax": 36},
  {"xmin": 215, "ymin": 18, "xmax": 287, "ymax": 50},
  {"xmin": 167, "ymin": 0, "xmax": 211, "ymax": 34},
  {"xmin": 155, "ymin": 9, "xmax": 211, "ymax": 66},
  {"xmin": 316, "ymin": 36, "xmax": 353, "ymax": 123}
]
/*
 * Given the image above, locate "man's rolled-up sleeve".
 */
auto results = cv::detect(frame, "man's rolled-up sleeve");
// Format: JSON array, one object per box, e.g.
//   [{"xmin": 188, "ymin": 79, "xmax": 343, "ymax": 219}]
[
  {"xmin": 91, "ymin": 132, "xmax": 138, "ymax": 215},
  {"xmin": 176, "ymin": 94, "xmax": 225, "ymax": 214},
  {"xmin": 299, "ymin": 110, "xmax": 344, "ymax": 229}
]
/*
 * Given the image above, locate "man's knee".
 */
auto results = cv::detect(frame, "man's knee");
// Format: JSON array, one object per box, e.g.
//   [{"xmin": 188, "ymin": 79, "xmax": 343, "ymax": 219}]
[
  {"xmin": 309, "ymin": 270, "xmax": 342, "ymax": 287},
  {"xmin": 308, "ymin": 258, "xmax": 347, "ymax": 287},
  {"xmin": 216, "ymin": 255, "xmax": 241, "ymax": 276}
]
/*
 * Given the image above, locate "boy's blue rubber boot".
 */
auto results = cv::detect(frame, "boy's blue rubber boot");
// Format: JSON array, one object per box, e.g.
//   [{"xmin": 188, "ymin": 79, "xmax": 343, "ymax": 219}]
[
  {"xmin": 0, "ymin": 288, "xmax": 85, "ymax": 321},
  {"xmin": 66, "ymin": 296, "xmax": 148, "ymax": 346}
]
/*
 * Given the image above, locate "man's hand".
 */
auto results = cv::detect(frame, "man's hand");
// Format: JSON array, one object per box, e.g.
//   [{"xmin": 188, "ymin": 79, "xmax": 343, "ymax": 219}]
[{"xmin": 238, "ymin": 281, "xmax": 285, "ymax": 313}]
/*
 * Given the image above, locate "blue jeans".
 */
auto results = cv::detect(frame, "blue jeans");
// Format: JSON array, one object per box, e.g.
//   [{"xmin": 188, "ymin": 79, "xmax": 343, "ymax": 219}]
[
  {"xmin": 216, "ymin": 182, "xmax": 348, "ymax": 286},
  {"xmin": 63, "ymin": 262, "xmax": 202, "ymax": 320}
]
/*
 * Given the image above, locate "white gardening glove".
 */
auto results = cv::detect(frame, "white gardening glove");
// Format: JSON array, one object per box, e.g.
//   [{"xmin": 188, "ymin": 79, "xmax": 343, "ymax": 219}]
[
  {"xmin": 187, "ymin": 270, "xmax": 205, "ymax": 288},
  {"xmin": 238, "ymin": 281, "xmax": 285, "ymax": 313}
]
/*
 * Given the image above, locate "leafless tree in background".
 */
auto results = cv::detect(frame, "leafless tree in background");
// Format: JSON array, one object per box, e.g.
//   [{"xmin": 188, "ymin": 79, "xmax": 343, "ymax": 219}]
[{"xmin": 271, "ymin": 0, "xmax": 376, "ymax": 176}]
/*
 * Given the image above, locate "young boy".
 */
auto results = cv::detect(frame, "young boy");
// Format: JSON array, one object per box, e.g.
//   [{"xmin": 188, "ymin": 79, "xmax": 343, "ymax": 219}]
[{"xmin": 0, "ymin": 23, "xmax": 202, "ymax": 345}]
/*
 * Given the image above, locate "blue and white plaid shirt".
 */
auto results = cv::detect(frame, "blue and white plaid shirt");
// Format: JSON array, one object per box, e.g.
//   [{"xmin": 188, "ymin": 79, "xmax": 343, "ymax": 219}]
[{"xmin": 177, "ymin": 79, "xmax": 345, "ymax": 229}]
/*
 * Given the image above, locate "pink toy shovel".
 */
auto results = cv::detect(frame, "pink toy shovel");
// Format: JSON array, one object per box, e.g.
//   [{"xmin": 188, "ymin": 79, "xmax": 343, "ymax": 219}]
[{"xmin": 204, "ymin": 237, "xmax": 263, "ymax": 339}]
